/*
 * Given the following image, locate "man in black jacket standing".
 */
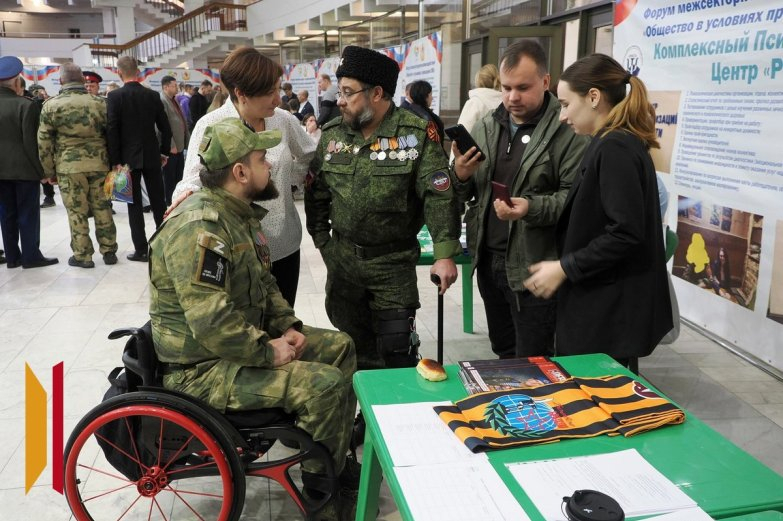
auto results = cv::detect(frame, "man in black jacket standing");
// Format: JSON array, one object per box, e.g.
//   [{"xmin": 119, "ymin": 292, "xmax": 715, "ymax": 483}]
[
  {"xmin": 107, "ymin": 56, "xmax": 171, "ymax": 262},
  {"xmin": 0, "ymin": 55, "xmax": 58, "ymax": 269},
  {"xmin": 188, "ymin": 79, "xmax": 212, "ymax": 131}
]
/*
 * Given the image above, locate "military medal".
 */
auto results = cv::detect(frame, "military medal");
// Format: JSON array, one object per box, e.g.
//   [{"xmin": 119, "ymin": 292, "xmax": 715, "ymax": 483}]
[
  {"xmin": 335, "ymin": 141, "xmax": 344, "ymax": 152},
  {"xmin": 353, "ymin": 145, "xmax": 361, "ymax": 155},
  {"xmin": 370, "ymin": 151, "xmax": 378, "ymax": 160},
  {"xmin": 408, "ymin": 149, "xmax": 419, "ymax": 160},
  {"xmin": 398, "ymin": 149, "xmax": 407, "ymax": 161},
  {"xmin": 325, "ymin": 153, "xmax": 332, "ymax": 161},
  {"xmin": 389, "ymin": 150, "xmax": 398, "ymax": 160},
  {"xmin": 378, "ymin": 150, "xmax": 387, "ymax": 160},
  {"xmin": 406, "ymin": 134, "xmax": 419, "ymax": 148}
]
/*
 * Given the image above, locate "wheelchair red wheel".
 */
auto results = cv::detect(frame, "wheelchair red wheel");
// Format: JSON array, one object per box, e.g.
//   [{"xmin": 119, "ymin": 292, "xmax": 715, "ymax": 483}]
[{"xmin": 65, "ymin": 398, "xmax": 245, "ymax": 521}]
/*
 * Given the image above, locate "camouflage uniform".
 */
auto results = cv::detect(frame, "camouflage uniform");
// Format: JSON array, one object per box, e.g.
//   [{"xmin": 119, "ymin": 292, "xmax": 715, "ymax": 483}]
[
  {"xmin": 305, "ymin": 105, "xmax": 462, "ymax": 369},
  {"xmin": 149, "ymin": 186, "xmax": 356, "ymax": 475},
  {"xmin": 37, "ymin": 83, "xmax": 117, "ymax": 262}
]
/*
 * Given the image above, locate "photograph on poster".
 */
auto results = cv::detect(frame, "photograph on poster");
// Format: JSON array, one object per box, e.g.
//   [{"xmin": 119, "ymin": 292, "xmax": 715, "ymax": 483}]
[
  {"xmin": 768, "ymin": 221, "xmax": 783, "ymax": 326},
  {"xmin": 673, "ymin": 196, "xmax": 763, "ymax": 310},
  {"xmin": 649, "ymin": 91, "xmax": 681, "ymax": 174}
]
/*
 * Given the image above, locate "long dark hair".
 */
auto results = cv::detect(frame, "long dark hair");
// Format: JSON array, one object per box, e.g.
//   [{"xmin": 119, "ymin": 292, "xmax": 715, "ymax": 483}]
[{"xmin": 560, "ymin": 53, "xmax": 659, "ymax": 149}]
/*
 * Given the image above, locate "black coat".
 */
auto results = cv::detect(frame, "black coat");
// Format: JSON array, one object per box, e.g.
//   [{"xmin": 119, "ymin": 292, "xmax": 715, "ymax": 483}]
[
  {"xmin": 107, "ymin": 82, "xmax": 171, "ymax": 170},
  {"xmin": 188, "ymin": 91, "xmax": 209, "ymax": 130},
  {"xmin": 556, "ymin": 129, "xmax": 672, "ymax": 359},
  {"xmin": 0, "ymin": 87, "xmax": 45, "ymax": 181}
]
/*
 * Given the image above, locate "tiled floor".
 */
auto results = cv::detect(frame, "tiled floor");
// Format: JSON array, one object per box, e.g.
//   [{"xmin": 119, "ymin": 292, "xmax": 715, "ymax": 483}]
[{"xmin": 2, "ymin": 194, "xmax": 782, "ymax": 520}]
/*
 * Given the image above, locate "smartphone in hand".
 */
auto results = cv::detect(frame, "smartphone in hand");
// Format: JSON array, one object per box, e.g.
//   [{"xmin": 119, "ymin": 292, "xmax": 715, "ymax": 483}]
[
  {"xmin": 445, "ymin": 124, "xmax": 485, "ymax": 161},
  {"xmin": 491, "ymin": 181, "xmax": 513, "ymax": 206}
]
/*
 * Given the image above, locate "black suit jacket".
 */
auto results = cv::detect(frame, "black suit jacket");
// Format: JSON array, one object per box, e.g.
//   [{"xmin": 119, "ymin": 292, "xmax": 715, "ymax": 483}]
[
  {"xmin": 107, "ymin": 82, "xmax": 172, "ymax": 170},
  {"xmin": 189, "ymin": 92, "xmax": 209, "ymax": 130},
  {"xmin": 299, "ymin": 101, "xmax": 314, "ymax": 117},
  {"xmin": 555, "ymin": 130, "xmax": 672, "ymax": 359}
]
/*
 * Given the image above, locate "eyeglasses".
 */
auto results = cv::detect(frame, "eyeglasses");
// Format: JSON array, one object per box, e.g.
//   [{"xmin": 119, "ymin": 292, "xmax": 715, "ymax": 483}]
[{"xmin": 336, "ymin": 87, "xmax": 373, "ymax": 101}]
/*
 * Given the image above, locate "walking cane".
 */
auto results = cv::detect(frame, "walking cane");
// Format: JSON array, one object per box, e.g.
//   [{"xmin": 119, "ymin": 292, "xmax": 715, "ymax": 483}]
[{"xmin": 430, "ymin": 274, "xmax": 444, "ymax": 365}]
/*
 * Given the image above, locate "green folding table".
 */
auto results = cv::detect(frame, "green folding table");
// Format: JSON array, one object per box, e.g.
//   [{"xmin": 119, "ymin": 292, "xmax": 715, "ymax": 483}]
[
  {"xmin": 417, "ymin": 225, "xmax": 473, "ymax": 333},
  {"xmin": 354, "ymin": 354, "xmax": 783, "ymax": 520}
]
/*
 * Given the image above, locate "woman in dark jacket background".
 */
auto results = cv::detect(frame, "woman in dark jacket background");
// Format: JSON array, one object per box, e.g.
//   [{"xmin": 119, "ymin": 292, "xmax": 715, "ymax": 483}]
[
  {"xmin": 523, "ymin": 54, "xmax": 672, "ymax": 366},
  {"xmin": 406, "ymin": 80, "xmax": 445, "ymax": 145}
]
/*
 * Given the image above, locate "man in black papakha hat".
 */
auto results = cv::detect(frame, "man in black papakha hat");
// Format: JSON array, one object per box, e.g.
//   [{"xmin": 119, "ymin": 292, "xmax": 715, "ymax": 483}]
[{"xmin": 305, "ymin": 45, "xmax": 461, "ymax": 373}]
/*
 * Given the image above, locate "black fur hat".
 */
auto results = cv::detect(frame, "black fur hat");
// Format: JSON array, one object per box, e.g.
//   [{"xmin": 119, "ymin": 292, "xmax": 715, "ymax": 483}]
[{"xmin": 335, "ymin": 46, "xmax": 399, "ymax": 97}]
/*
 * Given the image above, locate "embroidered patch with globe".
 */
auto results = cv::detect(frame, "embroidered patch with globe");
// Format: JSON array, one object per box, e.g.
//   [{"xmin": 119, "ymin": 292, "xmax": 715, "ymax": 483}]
[{"xmin": 484, "ymin": 394, "xmax": 558, "ymax": 439}]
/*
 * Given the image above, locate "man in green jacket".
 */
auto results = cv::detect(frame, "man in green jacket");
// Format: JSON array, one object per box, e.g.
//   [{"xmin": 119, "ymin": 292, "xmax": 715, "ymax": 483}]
[
  {"xmin": 451, "ymin": 40, "xmax": 588, "ymax": 359},
  {"xmin": 149, "ymin": 119, "xmax": 357, "ymax": 521},
  {"xmin": 38, "ymin": 62, "xmax": 118, "ymax": 268},
  {"xmin": 306, "ymin": 45, "xmax": 462, "ymax": 371}
]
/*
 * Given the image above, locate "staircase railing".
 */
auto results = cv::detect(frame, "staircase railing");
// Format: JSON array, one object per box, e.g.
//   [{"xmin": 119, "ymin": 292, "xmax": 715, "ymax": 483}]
[{"xmin": 88, "ymin": 2, "xmax": 246, "ymax": 67}]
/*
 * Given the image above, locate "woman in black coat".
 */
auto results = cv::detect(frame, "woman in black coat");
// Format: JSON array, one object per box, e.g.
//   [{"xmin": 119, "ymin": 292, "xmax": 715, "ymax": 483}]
[{"xmin": 523, "ymin": 54, "xmax": 672, "ymax": 364}]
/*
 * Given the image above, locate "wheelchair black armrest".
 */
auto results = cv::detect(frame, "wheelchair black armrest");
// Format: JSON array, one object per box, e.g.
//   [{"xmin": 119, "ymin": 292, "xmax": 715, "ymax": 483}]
[{"xmin": 110, "ymin": 321, "xmax": 159, "ymax": 387}]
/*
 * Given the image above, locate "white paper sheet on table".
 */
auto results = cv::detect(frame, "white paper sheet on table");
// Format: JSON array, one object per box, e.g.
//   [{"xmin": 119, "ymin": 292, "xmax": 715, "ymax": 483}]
[
  {"xmin": 394, "ymin": 459, "xmax": 531, "ymax": 521},
  {"xmin": 642, "ymin": 507, "xmax": 714, "ymax": 520},
  {"xmin": 506, "ymin": 449, "xmax": 696, "ymax": 520},
  {"xmin": 372, "ymin": 402, "xmax": 485, "ymax": 467}
]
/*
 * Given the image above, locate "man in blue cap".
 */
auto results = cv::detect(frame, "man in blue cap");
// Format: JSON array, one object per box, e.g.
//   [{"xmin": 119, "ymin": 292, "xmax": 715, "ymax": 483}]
[{"xmin": 0, "ymin": 55, "xmax": 58, "ymax": 269}]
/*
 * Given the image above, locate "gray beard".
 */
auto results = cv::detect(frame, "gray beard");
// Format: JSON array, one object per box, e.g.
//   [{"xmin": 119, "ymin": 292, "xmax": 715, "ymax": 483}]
[{"xmin": 348, "ymin": 106, "xmax": 375, "ymax": 131}]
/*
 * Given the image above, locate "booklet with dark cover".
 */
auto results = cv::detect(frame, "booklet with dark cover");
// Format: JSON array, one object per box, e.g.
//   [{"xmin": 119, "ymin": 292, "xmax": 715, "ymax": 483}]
[{"xmin": 458, "ymin": 357, "xmax": 570, "ymax": 395}]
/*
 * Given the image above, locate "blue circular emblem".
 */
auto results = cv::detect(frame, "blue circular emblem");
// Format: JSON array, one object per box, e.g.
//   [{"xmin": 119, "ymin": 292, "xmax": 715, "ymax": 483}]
[{"xmin": 484, "ymin": 394, "xmax": 557, "ymax": 439}]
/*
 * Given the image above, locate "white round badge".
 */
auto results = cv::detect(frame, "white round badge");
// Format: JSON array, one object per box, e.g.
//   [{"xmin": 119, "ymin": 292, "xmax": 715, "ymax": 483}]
[{"xmin": 521, "ymin": 135, "xmax": 531, "ymax": 144}]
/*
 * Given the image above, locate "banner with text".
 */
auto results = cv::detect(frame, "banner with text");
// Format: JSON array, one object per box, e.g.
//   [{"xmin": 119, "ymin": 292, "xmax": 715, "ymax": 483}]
[{"xmin": 614, "ymin": 0, "xmax": 783, "ymax": 369}]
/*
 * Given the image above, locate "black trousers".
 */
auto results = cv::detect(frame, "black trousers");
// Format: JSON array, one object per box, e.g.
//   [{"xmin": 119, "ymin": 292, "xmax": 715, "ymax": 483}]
[
  {"xmin": 270, "ymin": 249, "xmax": 300, "ymax": 308},
  {"xmin": 476, "ymin": 251, "xmax": 557, "ymax": 358},
  {"xmin": 42, "ymin": 182, "xmax": 55, "ymax": 199},
  {"xmin": 128, "ymin": 167, "xmax": 165, "ymax": 253},
  {"xmin": 161, "ymin": 152, "xmax": 185, "ymax": 206},
  {"xmin": 0, "ymin": 180, "xmax": 44, "ymax": 264}
]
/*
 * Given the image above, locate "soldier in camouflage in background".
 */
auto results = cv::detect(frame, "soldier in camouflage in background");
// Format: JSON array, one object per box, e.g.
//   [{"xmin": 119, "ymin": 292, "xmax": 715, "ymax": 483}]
[
  {"xmin": 305, "ymin": 45, "xmax": 462, "ymax": 372},
  {"xmin": 149, "ymin": 119, "xmax": 358, "ymax": 521},
  {"xmin": 37, "ymin": 62, "xmax": 118, "ymax": 268}
]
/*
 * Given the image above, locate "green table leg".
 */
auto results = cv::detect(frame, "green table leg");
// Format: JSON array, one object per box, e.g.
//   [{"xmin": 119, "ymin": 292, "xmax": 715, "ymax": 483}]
[
  {"xmin": 355, "ymin": 432, "xmax": 382, "ymax": 521},
  {"xmin": 461, "ymin": 263, "xmax": 473, "ymax": 334}
]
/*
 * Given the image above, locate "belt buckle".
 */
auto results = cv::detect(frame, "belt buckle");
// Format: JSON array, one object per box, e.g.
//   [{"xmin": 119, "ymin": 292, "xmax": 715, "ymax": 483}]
[{"xmin": 353, "ymin": 244, "xmax": 367, "ymax": 260}]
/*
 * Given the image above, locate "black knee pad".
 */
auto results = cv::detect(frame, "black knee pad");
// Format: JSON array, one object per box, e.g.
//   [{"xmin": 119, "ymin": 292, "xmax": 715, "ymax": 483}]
[{"xmin": 375, "ymin": 308, "xmax": 420, "ymax": 368}]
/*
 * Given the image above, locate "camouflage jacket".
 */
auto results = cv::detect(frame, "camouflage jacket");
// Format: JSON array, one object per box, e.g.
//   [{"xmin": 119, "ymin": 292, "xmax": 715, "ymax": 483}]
[
  {"xmin": 305, "ymin": 104, "xmax": 461, "ymax": 260},
  {"xmin": 37, "ymin": 83, "xmax": 109, "ymax": 175},
  {"xmin": 149, "ymin": 186, "xmax": 302, "ymax": 411}
]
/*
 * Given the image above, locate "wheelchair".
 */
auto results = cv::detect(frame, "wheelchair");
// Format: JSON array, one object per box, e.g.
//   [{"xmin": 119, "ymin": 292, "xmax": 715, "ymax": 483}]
[{"xmin": 63, "ymin": 322, "xmax": 338, "ymax": 521}]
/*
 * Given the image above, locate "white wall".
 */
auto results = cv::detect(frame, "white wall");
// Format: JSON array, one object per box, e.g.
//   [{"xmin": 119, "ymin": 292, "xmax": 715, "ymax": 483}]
[
  {"xmin": 0, "ymin": 37, "xmax": 104, "ymax": 61},
  {"xmin": 0, "ymin": 12, "xmax": 105, "ymax": 37},
  {"xmin": 246, "ymin": 0, "xmax": 346, "ymax": 37}
]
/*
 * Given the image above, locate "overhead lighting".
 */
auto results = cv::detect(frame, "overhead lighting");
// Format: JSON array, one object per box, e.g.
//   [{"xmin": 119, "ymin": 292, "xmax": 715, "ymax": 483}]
[{"xmin": 68, "ymin": 0, "xmax": 75, "ymax": 4}]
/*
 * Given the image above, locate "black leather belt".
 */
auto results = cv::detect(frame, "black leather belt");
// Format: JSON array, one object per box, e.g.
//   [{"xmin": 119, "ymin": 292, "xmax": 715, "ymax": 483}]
[{"xmin": 332, "ymin": 230, "xmax": 418, "ymax": 260}]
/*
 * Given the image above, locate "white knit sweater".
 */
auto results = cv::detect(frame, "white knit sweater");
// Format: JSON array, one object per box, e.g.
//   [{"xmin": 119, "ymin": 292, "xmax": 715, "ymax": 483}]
[
  {"xmin": 175, "ymin": 101, "xmax": 316, "ymax": 262},
  {"xmin": 457, "ymin": 87, "xmax": 504, "ymax": 133}
]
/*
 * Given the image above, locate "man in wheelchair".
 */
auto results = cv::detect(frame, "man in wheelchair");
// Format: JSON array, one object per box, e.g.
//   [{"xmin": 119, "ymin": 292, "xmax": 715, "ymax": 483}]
[{"xmin": 148, "ymin": 119, "xmax": 358, "ymax": 521}]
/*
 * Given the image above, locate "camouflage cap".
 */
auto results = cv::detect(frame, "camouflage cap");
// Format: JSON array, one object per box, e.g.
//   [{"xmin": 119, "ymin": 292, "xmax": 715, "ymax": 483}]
[{"xmin": 198, "ymin": 119, "xmax": 281, "ymax": 171}]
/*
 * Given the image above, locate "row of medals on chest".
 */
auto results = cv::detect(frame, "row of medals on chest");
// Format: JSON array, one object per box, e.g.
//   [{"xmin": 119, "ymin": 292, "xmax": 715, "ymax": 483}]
[{"xmin": 325, "ymin": 135, "xmax": 420, "ymax": 162}]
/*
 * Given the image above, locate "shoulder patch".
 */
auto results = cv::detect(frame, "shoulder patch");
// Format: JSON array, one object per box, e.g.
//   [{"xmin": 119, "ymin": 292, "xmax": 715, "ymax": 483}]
[
  {"xmin": 195, "ymin": 231, "xmax": 228, "ymax": 287},
  {"xmin": 431, "ymin": 171, "xmax": 451, "ymax": 192}
]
